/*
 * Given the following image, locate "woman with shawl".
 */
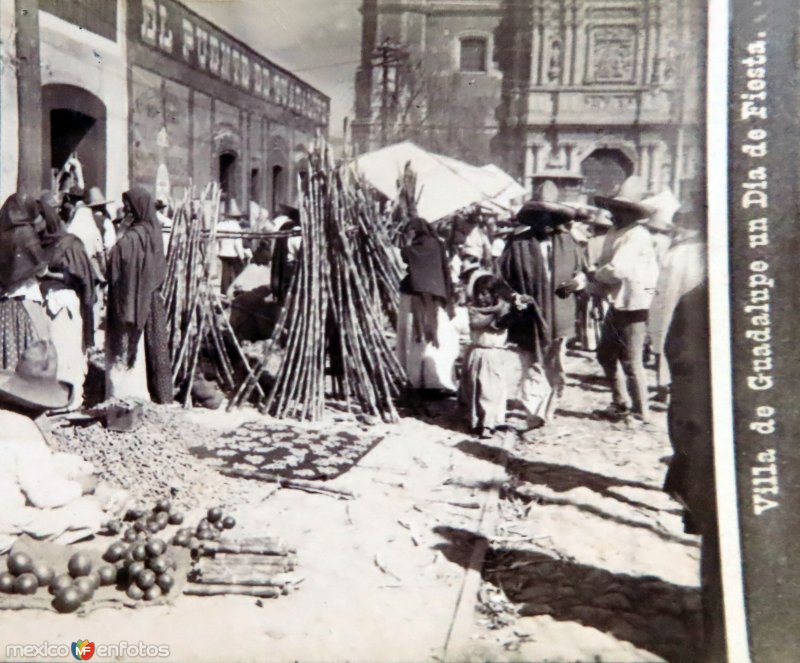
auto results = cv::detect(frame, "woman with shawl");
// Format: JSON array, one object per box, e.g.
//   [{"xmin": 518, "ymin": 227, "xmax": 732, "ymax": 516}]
[
  {"xmin": 396, "ymin": 217, "xmax": 459, "ymax": 394},
  {"xmin": 105, "ymin": 186, "xmax": 172, "ymax": 403},
  {"xmin": 0, "ymin": 194, "xmax": 48, "ymax": 370},
  {"xmin": 38, "ymin": 191, "xmax": 96, "ymax": 408}
]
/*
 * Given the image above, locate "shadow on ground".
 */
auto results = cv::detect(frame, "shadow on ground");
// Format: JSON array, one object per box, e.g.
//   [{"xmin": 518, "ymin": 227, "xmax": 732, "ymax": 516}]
[
  {"xmin": 455, "ymin": 440, "xmax": 694, "ymax": 547},
  {"xmin": 433, "ymin": 526, "xmax": 702, "ymax": 663}
]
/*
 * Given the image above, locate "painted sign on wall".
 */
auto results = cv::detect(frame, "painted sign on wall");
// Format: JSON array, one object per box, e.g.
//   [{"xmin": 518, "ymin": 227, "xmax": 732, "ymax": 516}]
[{"xmin": 133, "ymin": 0, "xmax": 329, "ymax": 126}]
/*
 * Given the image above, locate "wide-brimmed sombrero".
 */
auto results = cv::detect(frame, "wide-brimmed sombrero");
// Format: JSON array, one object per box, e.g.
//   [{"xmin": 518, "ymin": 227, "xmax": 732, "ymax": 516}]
[
  {"xmin": 516, "ymin": 180, "xmax": 578, "ymax": 226},
  {"xmin": 594, "ymin": 176, "xmax": 657, "ymax": 221},
  {"xmin": 84, "ymin": 186, "xmax": 113, "ymax": 208},
  {"xmin": 0, "ymin": 341, "xmax": 72, "ymax": 411}
]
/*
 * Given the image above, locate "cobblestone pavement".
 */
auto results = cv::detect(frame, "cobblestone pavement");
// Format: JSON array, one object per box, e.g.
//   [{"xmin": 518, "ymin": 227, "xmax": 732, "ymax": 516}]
[{"xmin": 442, "ymin": 350, "xmax": 702, "ymax": 663}]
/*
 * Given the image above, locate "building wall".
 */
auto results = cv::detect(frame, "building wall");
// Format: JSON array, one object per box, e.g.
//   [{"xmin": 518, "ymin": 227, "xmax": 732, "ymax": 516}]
[
  {"xmin": 354, "ymin": 0, "xmax": 704, "ymax": 202},
  {"xmin": 0, "ymin": 2, "xmax": 20, "ymax": 201},
  {"xmin": 126, "ymin": 0, "xmax": 329, "ymax": 211},
  {"xmin": 38, "ymin": 0, "xmax": 130, "ymax": 202}
]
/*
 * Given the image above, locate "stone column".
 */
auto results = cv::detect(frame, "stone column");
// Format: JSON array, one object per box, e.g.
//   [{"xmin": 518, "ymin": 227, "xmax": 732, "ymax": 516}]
[{"xmin": 15, "ymin": 0, "xmax": 42, "ymax": 196}]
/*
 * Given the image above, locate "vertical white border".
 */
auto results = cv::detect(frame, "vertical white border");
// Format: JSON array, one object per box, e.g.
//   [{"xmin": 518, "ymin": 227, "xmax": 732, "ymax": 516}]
[{"xmin": 707, "ymin": 0, "xmax": 751, "ymax": 661}]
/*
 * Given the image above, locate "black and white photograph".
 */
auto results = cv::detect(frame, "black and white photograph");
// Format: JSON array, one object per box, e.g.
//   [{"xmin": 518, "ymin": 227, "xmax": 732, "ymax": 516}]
[{"xmin": 0, "ymin": 0, "xmax": 796, "ymax": 661}]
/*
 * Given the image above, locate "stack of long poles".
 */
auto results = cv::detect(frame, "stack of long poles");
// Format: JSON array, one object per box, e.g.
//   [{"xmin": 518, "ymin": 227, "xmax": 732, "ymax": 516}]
[{"xmin": 232, "ymin": 142, "xmax": 406, "ymax": 422}]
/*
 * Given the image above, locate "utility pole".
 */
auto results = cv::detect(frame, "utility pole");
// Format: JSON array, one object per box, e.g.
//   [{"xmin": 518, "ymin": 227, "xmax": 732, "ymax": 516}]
[
  {"xmin": 15, "ymin": 0, "xmax": 42, "ymax": 195},
  {"xmin": 370, "ymin": 38, "xmax": 409, "ymax": 146}
]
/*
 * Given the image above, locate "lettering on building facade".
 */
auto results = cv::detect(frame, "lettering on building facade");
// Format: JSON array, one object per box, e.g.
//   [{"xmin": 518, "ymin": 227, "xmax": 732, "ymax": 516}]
[{"xmin": 136, "ymin": 0, "xmax": 328, "ymax": 126}]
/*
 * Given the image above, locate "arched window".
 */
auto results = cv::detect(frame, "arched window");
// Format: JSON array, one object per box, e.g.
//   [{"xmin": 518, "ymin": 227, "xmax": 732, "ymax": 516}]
[{"xmin": 460, "ymin": 37, "xmax": 488, "ymax": 73}]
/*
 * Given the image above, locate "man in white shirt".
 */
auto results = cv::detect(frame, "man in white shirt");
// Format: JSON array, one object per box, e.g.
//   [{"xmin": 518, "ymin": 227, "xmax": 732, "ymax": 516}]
[
  {"xmin": 592, "ymin": 176, "xmax": 659, "ymax": 423},
  {"xmin": 217, "ymin": 199, "xmax": 249, "ymax": 295}
]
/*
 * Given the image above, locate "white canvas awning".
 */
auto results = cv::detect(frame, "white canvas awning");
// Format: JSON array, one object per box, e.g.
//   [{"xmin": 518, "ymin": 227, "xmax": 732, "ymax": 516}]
[{"xmin": 351, "ymin": 141, "xmax": 527, "ymax": 221}]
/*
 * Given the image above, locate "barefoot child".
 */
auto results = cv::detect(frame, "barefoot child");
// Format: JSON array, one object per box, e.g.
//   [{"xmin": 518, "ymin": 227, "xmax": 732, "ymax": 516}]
[{"xmin": 462, "ymin": 273, "xmax": 514, "ymax": 438}]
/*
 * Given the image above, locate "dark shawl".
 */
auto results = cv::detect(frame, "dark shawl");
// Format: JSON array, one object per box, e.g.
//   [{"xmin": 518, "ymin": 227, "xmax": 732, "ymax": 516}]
[
  {"xmin": 400, "ymin": 218, "xmax": 452, "ymax": 302},
  {"xmin": 663, "ymin": 283, "xmax": 714, "ymax": 535},
  {"xmin": 40, "ymin": 192, "xmax": 96, "ymax": 350},
  {"xmin": 498, "ymin": 227, "xmax": 551, "ymax": 360},
  {"xmin": 107, "ymin": 186, "xmax": 167, "ymax": 365},
  {"xmin": 270, "ymin": 219, "xmax": 300, "ymax": 305},
  {"xmin": 0, "ymin": 194, "xmax": 46, "ymax": 294},
  {"xmin": 550, "ymin": 229, "xmax": 581, "ymax": 340}
]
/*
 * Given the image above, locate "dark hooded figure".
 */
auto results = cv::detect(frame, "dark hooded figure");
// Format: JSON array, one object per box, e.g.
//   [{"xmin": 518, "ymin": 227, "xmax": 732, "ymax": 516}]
[
  {"xmin": 106, "ymin": 186, "xmax": 172, "ymax": 404},
  {"xmin": 396, "ymin": 217, "xmax": 458, "ymax": 394},
  {"xmin": 270, "ymin": 205, "xmax": 301, "ymax": 305},
  {"xmin": 39, "ymin": 190, "xmax": 96, "ymax": 351},
  {"xmin": 0, "ymin": 194, "xmax": 47, "ymax": 370}
]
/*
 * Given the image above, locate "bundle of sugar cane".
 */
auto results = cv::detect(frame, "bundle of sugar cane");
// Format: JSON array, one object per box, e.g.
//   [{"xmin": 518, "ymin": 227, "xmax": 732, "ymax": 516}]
[
  {"xmin": 162, "ymin": 184, "xmax": 262, "ymax": 405},
  {"xmin": 249, "ymin": 140, "xmax": 406, "ymax": 422}
]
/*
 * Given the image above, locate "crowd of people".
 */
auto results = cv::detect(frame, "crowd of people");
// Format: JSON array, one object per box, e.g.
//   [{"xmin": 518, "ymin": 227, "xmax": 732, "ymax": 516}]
[
  {"xmin": 395, "ymin": 175, "xmax": 707, "ymax": 439},
  {"xmin": 0, "ymin": 184, "xmax": 172, "ymax": 410}
]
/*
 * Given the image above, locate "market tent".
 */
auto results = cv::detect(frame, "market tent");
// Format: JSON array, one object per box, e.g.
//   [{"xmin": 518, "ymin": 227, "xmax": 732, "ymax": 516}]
[{"xmin": 351, "ymin": 141, "xmax": 527, "ymax": 221}]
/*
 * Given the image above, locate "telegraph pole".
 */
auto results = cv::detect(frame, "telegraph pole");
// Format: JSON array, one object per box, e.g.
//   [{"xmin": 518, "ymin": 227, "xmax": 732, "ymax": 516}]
[{"xmin": 371, "ymin": 38, "xmax": 409, "ymax": 146}]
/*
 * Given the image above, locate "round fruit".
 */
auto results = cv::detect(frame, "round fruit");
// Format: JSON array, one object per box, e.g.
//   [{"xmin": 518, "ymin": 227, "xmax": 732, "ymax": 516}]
[
  {"xmin": 0, "ymin": 572, "xmax": 15, "ymax": 593},
  {"xmin": 98, "ymin": 564, "xmax": 117, "ymax": 586},
  {"xmin": 7, "ymin": 552, "xmax": 33, "ymax": 576},
  {"xmin": 31, "ymin": 562, "xmax": 54, "ymax": 587},
  {"xmin": 125, "ymin": 507, "xmax": 146, "ymax": 521},
  {"xmin": 49, "ymin": 574, "xmax": 72, "ymax": 595},
  {"xmin": 154, "ymin": 511, "xmax": 170, "ymax": 527},
  {"xmin": 67, "ymin": 552, "xmax": 92, "ymax": 578},
  {"xmin": 148, "ymin": 556, "xmax": 168, "ymax": 575},
  {"xmin": 133, "ymin": 518, "xmax": 148, "ymax": 532},
  {"xmin": 103, "ymin": 541, "xmax": 127, "ymax": 563},
  {"xmin": 73, "ymin": 576, "xmax": 94, "ymax": 601},
  {"xmin": 145, "ymin": 539, "xmax": 166, "ymax": 558},
  {"xmin": 154, "ymin": 498, "xmax": 171, "ymax": 513},
  {"xmin": 147, "ymin": 521, "xmax": 161, "ymax": 534},
  {"xmin": 222, "ymin": 516, "xmax": 236, "ymax": 529},
  {"xmin": 86, "ymin": 571, "xmax": 101, "ymax": 591},
  {"xmin": 172, "ymin": 532, "xmax": 189, "ymax": 547},
  {"xmin": 14, "ymin": 573, "xmax": 38, "ymax": 595},
  {"xmin": 207, "ymin": 507, "xmax": 223, "ymax": 523},
  {"xmin": 127, "ymin": 561, "xmax": 146, "ymax": 579},
  {"xmin": 136, "ymin": 569, "xmax": 156, "ymax": 590},
  {"xmin": 168, "ymin": 511, "xmax": 184, "ymax": 525},
  {"xmin": 126, "ymin": 584, "xmax": 144, "ymax": 601},
  {"xmin": 143, "ymin": 585, "xmax": 162, "ymax": 601},
  {"xmin": 53, "ymin": 587, "xmax": 82, "ymax": 613},
  {"xmin": 196, "ymin": 530, "xmax": 212, "ymax": 541},
  {"xmin": 156, "ymin": 572, "xmax": 174, "ymax": 593},
  {"xmin": 214, "ymin": 520, "xmax": 226, "ymax": 531},
  {"xmin": 131, "ymin": 544, "xmax": 147, "ymax": 562},
  {"xmin": 105, "ymin": 519, "xmax": 123, "ymax": 535},
  {"xmin": 123, "ymin": 528, "xmax": 137, "ymax": 543},
  {"xmin": 197, "ymin": 518, "xmax": 211, "ymax": 531}
]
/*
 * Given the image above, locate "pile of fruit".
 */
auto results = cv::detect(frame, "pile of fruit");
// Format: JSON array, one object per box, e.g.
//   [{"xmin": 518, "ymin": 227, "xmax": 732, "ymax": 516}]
[
  {"xmin": 0, "ymin": 498, "xmax": 237, "ymax": 613},
  {"xmin": 0, "ymin": 550, "xmax": 120, "ymax": 613}
]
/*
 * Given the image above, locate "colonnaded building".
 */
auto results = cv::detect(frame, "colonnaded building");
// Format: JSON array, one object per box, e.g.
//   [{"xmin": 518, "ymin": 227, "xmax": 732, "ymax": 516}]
[
  {"xmin": 352, "ymin": 0, "xmax": 705, "ymax": 202},
  {"xmin": 1, "ymin": 0, "xmax": 329, "ymax": 211}
]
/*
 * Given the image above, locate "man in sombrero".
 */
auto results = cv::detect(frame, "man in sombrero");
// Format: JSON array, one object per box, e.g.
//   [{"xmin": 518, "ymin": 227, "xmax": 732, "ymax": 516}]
[
  {"xmin": 592, "ymin": 176, "xmax": 660, "ymax": 424},
  {"xmin": 499, "ymin": 180, "xmax": 584, "ymax": 430}
]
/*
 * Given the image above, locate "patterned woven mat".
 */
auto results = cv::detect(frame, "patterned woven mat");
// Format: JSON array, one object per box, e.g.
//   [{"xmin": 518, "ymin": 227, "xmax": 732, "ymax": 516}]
[{"xmin": 191, "ymin": 421, "xmax": 384, "ymax": 481}]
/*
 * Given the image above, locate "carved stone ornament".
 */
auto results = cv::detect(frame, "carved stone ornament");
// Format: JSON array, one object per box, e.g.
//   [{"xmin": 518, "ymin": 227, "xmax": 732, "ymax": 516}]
[{"xmin": 589, "ymin": 26, "xmax": 637, "ymax": 83}]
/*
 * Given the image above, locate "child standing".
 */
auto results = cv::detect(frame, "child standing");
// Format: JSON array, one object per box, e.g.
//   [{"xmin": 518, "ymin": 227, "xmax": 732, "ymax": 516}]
[{"xmin": 461, "ymin": 272, "xmax": 514, "ymax": 438}]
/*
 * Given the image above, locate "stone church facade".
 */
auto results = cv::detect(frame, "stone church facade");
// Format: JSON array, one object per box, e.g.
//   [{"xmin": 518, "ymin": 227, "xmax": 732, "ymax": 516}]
[{"xmin": 353, "ymin": 0, "xmax": 705, "ymax": 202}]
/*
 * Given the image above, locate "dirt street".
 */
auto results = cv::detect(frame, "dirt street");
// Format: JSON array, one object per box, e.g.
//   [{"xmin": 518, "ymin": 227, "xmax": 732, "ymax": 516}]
[{"xmin": 0, "ymin": 350, "xmax": 698, "ymax": 663}]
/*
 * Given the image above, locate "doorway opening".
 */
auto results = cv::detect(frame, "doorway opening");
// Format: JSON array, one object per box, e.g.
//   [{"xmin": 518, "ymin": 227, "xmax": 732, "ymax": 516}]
[
  {"xmin": 271, "ymin": 165, "xmax": 284, "ymax": 214},
  {"xmin": 42, "ymin": 84, "xmax": 107, "ymax": 193},
  {"xmin": 219, "ymin": 151, "xmax": 238, "ymax": 199},
  {"xmin": 580, "ymin": 148, "xmax": 634, "ymax": 198},
  {"xmin": 250, "ymin": 168, "xmax": 260, "ymax": 206}
]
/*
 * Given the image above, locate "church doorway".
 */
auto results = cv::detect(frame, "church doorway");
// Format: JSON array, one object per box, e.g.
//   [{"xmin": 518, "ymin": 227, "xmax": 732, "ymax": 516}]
[{"xmin": 580, "ymin": 148, "xmax": 634, "ymax": 199}]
